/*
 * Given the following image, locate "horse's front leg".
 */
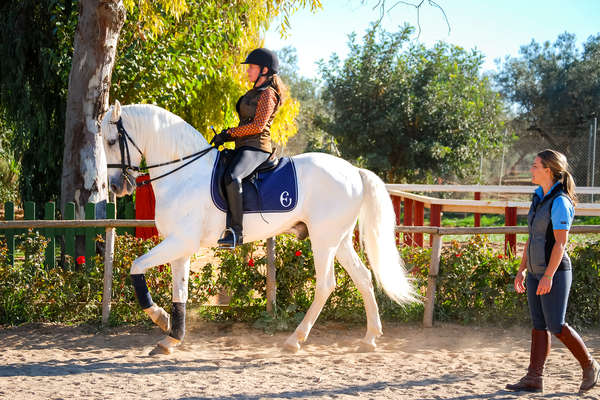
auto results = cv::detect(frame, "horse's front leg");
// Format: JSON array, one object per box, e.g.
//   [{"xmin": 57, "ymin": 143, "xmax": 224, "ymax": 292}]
[
  {"xmin": 154, "ymin": 256, "xmax": 190, "ymax": 354},
  {"xmin": 129, "ymin": 235, "xmax": 194, "ymax": 352}
]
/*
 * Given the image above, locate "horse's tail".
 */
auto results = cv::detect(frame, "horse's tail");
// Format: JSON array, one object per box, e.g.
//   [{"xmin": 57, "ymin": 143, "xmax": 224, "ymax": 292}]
[{"xmin": 358, "ymin": 168, "xmax": 419, "ymax": 305}]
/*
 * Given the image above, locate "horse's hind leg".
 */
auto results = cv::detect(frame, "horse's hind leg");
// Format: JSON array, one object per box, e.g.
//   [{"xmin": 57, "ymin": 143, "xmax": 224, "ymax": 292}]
[
  {"xmin": 284, "ymin": 236, "xmax": 338, "ymax": 352},
  {"xmin": 336, "ymin": 233, "xmax": 382, "ymax": 351}
]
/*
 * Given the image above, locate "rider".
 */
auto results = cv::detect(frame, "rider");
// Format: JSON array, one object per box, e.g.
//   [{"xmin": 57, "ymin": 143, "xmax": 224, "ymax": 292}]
[{"xmin": 210, "ymin": 48, "xmax": 285, "ymax": 248}]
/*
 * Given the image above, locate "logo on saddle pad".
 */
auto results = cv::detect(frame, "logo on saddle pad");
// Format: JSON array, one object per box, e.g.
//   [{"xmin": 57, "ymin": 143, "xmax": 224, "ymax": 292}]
[
  {"xmin": 280, "ymin": 191, "xmax": 292, "ymax": 208},
  {"xmin": 211, "ymin": 151, "xmax": 298, "ymax": 214}
]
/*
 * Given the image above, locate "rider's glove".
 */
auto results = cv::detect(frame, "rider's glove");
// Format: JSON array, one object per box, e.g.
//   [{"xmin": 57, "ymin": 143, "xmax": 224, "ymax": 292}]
[{"xmin": 210, "ymin": 129, "xmax": 232, "ymax": 147}]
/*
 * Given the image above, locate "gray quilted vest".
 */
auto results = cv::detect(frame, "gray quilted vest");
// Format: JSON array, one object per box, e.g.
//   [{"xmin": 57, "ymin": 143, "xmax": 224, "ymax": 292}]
[{"xmin": 526, "ymin": 183, "xmax": 572, "ymax": 274}]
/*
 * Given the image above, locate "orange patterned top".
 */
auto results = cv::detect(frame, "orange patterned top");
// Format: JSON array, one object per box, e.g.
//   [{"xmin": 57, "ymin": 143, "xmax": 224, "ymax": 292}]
[{"xmin": 227, "ymin": 88, "xmax": 278, "ymax": 138}]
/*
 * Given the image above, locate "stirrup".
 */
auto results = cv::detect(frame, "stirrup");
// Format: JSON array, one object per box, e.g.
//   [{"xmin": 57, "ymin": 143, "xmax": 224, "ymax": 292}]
[{"xmin": 217, "ymin": 228, "xmax": 241, "ymax": 249}]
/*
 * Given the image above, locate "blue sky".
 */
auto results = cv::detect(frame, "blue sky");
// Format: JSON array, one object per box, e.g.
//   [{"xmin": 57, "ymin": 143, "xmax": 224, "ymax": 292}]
[{"xmin": 264, "ymin": 0, "xmax": 600, "ymax": 79}]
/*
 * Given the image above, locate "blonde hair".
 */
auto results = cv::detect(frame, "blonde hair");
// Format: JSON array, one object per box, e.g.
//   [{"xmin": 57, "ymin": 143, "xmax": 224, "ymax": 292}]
[{"xmin": 537, "ymin": 149, "xmax": 577, "ymax": 204}]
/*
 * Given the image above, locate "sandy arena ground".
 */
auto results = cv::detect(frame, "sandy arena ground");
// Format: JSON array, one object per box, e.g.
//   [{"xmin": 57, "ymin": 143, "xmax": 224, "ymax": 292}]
[{"xmin": 1, "ymin": 320, "xmax": 599, "ymax": 400}]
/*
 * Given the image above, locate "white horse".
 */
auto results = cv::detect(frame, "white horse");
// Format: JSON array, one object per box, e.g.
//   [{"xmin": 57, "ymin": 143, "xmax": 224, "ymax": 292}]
[{"xmin": 101, "ymin": 101, "xmax": 417, "ymax": 354}]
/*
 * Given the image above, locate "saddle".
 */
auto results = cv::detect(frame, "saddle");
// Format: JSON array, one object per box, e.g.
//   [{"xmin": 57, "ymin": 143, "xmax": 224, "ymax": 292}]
[{"xmin": 210, "ymin": 149, "xmax": 298, "ymax": 214}]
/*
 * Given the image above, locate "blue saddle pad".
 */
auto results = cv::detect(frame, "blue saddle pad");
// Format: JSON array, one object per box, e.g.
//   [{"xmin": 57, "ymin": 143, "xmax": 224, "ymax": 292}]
[{"xmin": 210, "ymin": 151, "xmax": 298, "ymax": 213}]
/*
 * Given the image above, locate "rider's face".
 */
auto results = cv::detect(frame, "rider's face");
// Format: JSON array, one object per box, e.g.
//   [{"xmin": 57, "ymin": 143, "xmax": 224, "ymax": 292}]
[{"xmin": 246, "ymin": 64, "xmax": 266, "ymax": 82}]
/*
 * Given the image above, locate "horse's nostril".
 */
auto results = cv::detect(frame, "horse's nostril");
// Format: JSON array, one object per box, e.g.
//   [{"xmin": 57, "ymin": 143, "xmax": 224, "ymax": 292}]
[{"xmin": 110, "ymin": 184, "xmax": 117, "ymax": 192}]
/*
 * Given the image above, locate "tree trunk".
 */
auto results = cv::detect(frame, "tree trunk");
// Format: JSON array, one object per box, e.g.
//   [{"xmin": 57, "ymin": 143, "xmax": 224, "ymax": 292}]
[{"xmin": 61, "ymin": 0, "xmax": 126, "ymax": 219}]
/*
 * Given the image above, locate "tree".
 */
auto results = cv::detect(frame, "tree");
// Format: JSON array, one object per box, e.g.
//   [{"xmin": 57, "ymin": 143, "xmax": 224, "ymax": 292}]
[
  {"xmin": 61, "ymin": 0, "xmax": 127, "ymax": 218},
  {"xmin": 0, "ymin": 0, "xmax": 76, "ymax": 207},
  {"xmin": 0, "ymin": 1, "xmax": 316, "ymax": 212},
  {"xmin": 276, "ymin": 46, "xmax": 337, "ymax": 155},
  {"xmin": 2, "ymin": 0, "xmax": 441, "ymax": 209},
  {"xmin": 495, "ymin": 33, "xmax": 600, "ymax": 184},
  {"xmin": 111, "ymin": 2, "xmax": 303, "ymax": 144},
  {"xmin": 320, "ymin": 24, "xmax": 505, "ymax": 182},
  {"xmin": 62, "ymin": 0, "xmax": 321, "ymax": 217}
]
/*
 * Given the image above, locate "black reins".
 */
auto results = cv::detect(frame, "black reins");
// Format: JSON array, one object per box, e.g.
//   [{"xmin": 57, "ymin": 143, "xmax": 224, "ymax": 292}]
[{"xmin": 106, "ymin": 117, "xmax": 216, "ymax": 187}]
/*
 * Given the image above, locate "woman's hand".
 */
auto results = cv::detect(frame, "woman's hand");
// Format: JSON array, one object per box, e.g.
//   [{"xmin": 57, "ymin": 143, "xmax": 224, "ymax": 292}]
[
  {"xmin": 210, "ymin": 129, "xmax": 232, "ymax": 147},
  {"xmin": 536, "ymin": 275, "xmax": 553, "ymax": 295},
  {"xmin": 514, "ymin": 269, "xmax": 526, "ymax": 294}
]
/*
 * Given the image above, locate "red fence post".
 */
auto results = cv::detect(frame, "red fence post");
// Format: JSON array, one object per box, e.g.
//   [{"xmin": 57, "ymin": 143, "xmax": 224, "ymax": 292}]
[
  {"xmin": 415, "ymin": 201, "xmax": 424, "ymax": 247},
  {"xmin": 135, "ymin": 174, "xmax": 159, "ymax": 239},
  {"xmin": 430, "ymin": 204, "xmax": 442, "ymax": 246},
  {"xmin": 404, "ymin": 198, "xmax": 413, "ymax": 246},
  {"xmin": 474, "ymin": 192, "xmax": 481, "ymax": 227},
  {"xmin": 391, "ymin": 195, "xmax": 402, "ymax": 245},
  {"xmin": 505, "ymin": 206, "xmax": 517, "ymax": 256}
]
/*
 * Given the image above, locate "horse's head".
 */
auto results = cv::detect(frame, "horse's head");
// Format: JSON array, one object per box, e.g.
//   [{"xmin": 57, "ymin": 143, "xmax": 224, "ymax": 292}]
[{"xmin": 100, "ymin": 100, "xmax": 141, "ymax": 197}]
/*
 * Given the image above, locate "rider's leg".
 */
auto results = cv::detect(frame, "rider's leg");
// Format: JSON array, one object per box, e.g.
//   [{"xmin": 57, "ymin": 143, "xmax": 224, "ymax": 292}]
[
  {"xmin": 218, "ymin": 147, "xmax": 270, "ymax": 247},
  {"xmin": 219, "ymin": 177, "xmax": 244, "ymax": 246}
]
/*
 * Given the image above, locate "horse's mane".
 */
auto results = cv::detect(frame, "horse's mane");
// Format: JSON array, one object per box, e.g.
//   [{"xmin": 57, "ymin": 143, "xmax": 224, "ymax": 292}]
[{"xmin": 122, "ymin": 104, "xmax": 210, "ymax": 162}]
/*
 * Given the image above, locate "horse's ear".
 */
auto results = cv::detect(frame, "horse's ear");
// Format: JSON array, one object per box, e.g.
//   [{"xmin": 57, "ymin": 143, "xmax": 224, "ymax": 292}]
[{"xmin": 111, "ymin": 100, "xmax": 121, "ymax": 122}]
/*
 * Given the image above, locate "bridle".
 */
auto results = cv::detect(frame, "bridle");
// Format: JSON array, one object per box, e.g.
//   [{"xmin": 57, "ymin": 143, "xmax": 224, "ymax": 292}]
[{"xmin": 106, "ymin": 117, "xmax": 216, "ymax": 188}]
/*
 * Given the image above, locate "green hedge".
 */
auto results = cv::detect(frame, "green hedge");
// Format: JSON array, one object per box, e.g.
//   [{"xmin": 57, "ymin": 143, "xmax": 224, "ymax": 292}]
[{"xmin": 0, "ymin": 232, "xmax": 598, "ymax": 330}]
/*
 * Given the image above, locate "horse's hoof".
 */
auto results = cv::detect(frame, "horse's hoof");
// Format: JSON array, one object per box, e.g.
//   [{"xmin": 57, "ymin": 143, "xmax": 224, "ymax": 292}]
[
  {"xmin": 151, "ymin": 335, "xmax": 181, "ymax": 355},
  {"xmin": 149, "ymin": 344, "xmax": 171, "ymax": 356},
  {"xmin": 144, "ymin": 305, "xmax": 171, "ymax": 333},
  {"xmin": 358, "ymin": 339, "xmax": 377, "ymax": 352},
  {"xmin": 283, "ymin": 338, "xmax": 301, "ymax": 353}
]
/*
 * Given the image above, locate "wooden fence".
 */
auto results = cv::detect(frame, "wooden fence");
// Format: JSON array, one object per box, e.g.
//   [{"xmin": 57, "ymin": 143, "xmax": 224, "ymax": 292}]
[
  {"xmin": 3, "ymin": 196, "xmax": 600, "ymax": 328},
  {"xmin": 386, "ymin": 184, "xmax": 600, "ymax": 254},
  {"xmin": 1, "ymin": 201, "xmax": 135, "ymax": 268},
  {"xmin": 0, "ymin": 217, "xmax": 154, "ymax": 325},
  {"xmin": 398, "ymin": 225, "xmax": 600, "ymax": 327},
  {"xmin": 0, "ymin": 214, "xmax": 274, "ymax": 325}
]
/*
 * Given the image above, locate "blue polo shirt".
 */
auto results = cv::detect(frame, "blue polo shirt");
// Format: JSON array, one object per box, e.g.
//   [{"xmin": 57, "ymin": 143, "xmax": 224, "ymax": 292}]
[{"xmin": 534, "ymin": 181, "xmax": 575, "ymax": 230}]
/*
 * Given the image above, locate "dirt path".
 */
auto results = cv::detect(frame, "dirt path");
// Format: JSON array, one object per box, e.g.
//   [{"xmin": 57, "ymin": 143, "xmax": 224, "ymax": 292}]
[{"xmin": 1, "ymin": 321, "xmax": 599, "ymax": 399}]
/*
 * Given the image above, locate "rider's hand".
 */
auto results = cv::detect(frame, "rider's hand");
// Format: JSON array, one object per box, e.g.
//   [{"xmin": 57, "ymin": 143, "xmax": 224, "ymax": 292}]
[
  {"xmin": 514, "ymin": 269, "xmax": 526, "ymax": 294},
  {"xmin": 210, "ymin": 129, "xmax": 232, "ymax": 147}
]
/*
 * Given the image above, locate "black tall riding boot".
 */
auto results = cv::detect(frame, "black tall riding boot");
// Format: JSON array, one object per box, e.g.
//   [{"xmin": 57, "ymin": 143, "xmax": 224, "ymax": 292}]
[{"xmin": 218, "ymin": 178, "xmax": 244, "ymax": 248}]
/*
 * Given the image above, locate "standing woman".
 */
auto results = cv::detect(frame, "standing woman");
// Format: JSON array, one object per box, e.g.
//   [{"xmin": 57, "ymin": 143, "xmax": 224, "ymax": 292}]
[
  {"xmin": 210, "ymin": 48, "xmax": 284, "ymax": 248},
  {"xmin": 506, "ymin": 149, "xmax": 599, "ymax": 393}
]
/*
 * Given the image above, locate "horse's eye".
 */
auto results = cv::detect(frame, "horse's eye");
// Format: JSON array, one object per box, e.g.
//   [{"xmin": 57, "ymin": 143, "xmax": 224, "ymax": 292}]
[{"xmin": 108, "ymin": 138, "xmax": 117, "ymax": 146}]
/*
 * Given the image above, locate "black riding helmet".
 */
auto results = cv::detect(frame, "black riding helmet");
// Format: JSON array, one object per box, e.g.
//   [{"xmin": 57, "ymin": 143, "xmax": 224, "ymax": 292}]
[{"xmin": 242, "ymin": 48, "xmax": 279, "ymax": 87}]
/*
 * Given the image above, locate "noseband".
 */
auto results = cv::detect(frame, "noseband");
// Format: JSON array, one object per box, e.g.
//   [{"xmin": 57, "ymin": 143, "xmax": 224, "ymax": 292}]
[{"xmin": 106, "ymin": 117, "xmax": 216, "ymax": 187}]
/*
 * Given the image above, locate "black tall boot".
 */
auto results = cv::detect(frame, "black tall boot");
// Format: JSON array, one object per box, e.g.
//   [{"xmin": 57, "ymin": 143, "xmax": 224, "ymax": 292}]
[
  {"xmin": 218, "ymin": 178, "xmax": 244, "ymax": 248},
  {"xmin": 506, "ymin": 329, "xmax": 551, "ymax": 392}
]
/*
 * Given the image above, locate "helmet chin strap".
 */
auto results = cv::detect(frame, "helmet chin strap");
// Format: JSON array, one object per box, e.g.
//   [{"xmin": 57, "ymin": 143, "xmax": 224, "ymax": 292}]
[{"xmin": 253, "ymin": 66, "xmax": 269, "ymax": 88}]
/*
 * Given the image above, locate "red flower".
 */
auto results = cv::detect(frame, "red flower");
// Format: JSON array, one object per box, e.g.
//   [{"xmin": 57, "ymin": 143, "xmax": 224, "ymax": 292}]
[
  {"xmin": 497, "ymin": 254, "xmax": 504, "ymax": 259},
  {"xmin": 76, "ymin": 256, "xmax": 85, "ymax": 265},
  {"xmin": 248, "ymin": 258, "xmax": 255, "ymax": 267},
  {"xmin": 208, "ymin": 288, "xmax": 212, "ymax": 295},
  {"xmin": 455, "ymin": 253, "xmax": 462, "ymax": 258},
  {"xmin": 295, "ymin": 250, "xmax": 302, "ymax": 257}
]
